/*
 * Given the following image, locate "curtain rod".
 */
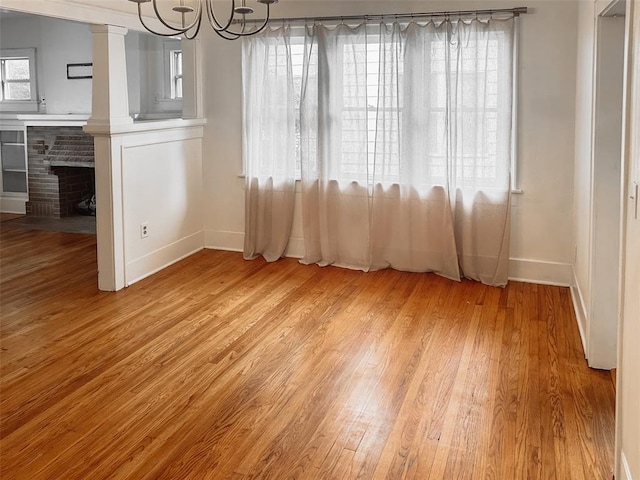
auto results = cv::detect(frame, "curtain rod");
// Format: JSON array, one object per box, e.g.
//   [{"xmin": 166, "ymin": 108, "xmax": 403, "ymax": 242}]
[{"xmin": 237, "ymin": 6, "xmax": 528, "ymax": 25}]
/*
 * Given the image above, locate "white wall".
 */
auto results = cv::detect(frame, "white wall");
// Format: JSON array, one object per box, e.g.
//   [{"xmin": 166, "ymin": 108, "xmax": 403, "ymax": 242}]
[
  {"xmin": 617, "ymin": 1, "xmax": 640, "ymax": 478},
  {"xmin": 201, "ymin": 0, "xmax": 580, "ymax": 285},
  {"xmin": 0, "ymin": 15, "xmax": 93, "ymax": 114}
]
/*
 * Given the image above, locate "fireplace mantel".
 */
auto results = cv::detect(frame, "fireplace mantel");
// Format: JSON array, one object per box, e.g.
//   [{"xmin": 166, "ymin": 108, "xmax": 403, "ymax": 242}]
[{"xmin": 1, "ymin": 114, "xmax": 90, "ymax": 128}]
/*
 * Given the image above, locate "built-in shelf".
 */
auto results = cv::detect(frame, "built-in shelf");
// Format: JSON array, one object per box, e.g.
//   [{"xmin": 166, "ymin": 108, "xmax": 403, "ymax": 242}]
[{"xmin": 0, "ymin": 126, "xmax": 29, "ymax": 213}]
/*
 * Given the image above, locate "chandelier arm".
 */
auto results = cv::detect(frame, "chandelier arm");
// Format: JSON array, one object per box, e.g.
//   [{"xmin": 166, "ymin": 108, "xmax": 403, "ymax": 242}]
[
  {"xmin": 151, "ymin": 0, "xmax": 201, "ymax": 34},
  {"xmin": 205, "ymin": 0, "xmax": 236, "ymax": 32},
  {"xmin": 183, "ymin": 8, "xmax": 204, "ymax": 40},
  {"xmin": 214, "ymin": 30, "xmax": 241, "ymax": 40},
  {"xmin": 138, "ymin": 3, "xmax": 188, "ymax": 36}
]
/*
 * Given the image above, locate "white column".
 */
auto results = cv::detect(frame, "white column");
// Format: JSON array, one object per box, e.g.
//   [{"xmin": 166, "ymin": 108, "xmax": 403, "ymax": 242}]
[
  {"xmin": 84, "ymin": 24, "xmax": 132, "ymax": 291},
  {"xmin": 87, "ymin": 25, "xmax": 133, "ymax": 127}
]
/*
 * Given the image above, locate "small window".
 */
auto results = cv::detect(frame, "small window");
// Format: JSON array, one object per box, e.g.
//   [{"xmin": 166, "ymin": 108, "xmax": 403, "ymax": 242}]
[
  {"xmin": 1, "ymin": 58, "xmax": 31, "ymax": 100},
  {"xmin": 0, "ymin": 48, "xmax": 37, "ymax": 112},
  {"xmin": 162, "ymin": 40, "xmax": 182, "ymax": 101},
  {"xmin": 170, "ymin": 49, "xmax": 182, "ymax": 99}
]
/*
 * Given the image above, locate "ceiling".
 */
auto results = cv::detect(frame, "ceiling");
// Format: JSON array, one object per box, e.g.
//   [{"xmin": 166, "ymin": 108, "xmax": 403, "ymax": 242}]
[{"xmin": 600, "ymin": 0, "xmax": 626, "ymax": 17}]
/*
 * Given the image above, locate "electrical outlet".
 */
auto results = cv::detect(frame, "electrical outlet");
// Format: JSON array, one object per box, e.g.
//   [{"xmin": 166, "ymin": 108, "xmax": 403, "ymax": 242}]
[{"xmin": 140, "ymin": 222, "xmax": 149, "ymax": 239}]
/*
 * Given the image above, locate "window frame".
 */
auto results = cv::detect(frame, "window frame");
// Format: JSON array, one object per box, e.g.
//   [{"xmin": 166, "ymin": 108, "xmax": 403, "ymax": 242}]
[
  {"xmin": 170, "ymin": 49, "xmax": 183, "ymax": 100},
  {"xmin": 0, "ymin": 48, "xmax": 38, "ymax": 113}
]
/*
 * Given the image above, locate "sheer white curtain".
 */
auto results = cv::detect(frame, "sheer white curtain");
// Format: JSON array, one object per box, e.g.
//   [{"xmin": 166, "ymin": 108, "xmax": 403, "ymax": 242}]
[
  {"xmin": 371, "ymin": 19, "xmax": 514, "ymax": 285},
  {"xmin": 369, "ymin": 22, "xmax": 460, "ymax": 280},
  {"xmin": 299, "ymin": 24, "xmax": 372, "ymax": 269},
  {"xmin": 298, "ymin": 18, "xmax": 514, "ymax": 285},
  {"xmin": 244, "ymin": 16, "xmax": 515, "ymax": 286},
  {"xmin": 242, "ymin": 25, "xmax": 297, "ymax": 261}
]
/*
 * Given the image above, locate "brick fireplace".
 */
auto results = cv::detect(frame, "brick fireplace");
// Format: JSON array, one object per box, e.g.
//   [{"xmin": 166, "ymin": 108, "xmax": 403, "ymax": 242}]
[{"xmin": 26, "ymin": 127, "xmax": 95, "ymax": 218}]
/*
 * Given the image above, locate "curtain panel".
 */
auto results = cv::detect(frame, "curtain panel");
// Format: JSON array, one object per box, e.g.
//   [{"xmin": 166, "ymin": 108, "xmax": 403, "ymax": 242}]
[
  {"xmin": 242, "ymin": 17, "xmax": 515, "ymax": 286},
  {"xmin": 242, "ymin": 26, "xmax": 297, "ymax": 261}
]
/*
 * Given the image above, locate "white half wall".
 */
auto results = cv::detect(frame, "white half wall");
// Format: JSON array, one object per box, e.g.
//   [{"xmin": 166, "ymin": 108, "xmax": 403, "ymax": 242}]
[
  {"xmin": 202, "ymin": 0, "xmax": 581, "ymax": 286},
  {"xmin": 121, "ymin": 128, "xmax": 204, "ymax": 285}
]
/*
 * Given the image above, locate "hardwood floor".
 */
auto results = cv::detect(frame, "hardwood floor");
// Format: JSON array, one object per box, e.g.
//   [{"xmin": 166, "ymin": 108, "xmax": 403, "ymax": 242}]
[{"xmin": 0, "ymin": 228, "xmax": 615, "ymax": 479}]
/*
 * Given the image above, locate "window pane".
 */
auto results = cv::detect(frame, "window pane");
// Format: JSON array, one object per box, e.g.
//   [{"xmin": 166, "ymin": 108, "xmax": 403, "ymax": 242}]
[
  {"xmin": 175, "ymin": 51, "xmax": 182, "ymax": 75},
  {"xmin": 2, "ymin": 170, "xmax": 27, "ymax": 193},
  {"xmin": 175, "ymin": 77, "xmax": 182, "ymax": 98},
  {"xmin": 5, "ymin": 82, "xmax": 31, "ymax": 100},
  {"xmin": 4, "ymin": 58, "xmax": 30, "ymax": 80}
]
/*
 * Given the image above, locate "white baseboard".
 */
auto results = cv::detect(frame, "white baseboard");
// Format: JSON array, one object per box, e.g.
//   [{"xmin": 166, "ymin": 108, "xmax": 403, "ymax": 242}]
[
  {"xmin": 204, "ymin": 229, "xmax": 243, "ymax": 252},
  {"xmin": 125, "ymin": 231, "xmax": 204, "ymax": 286},
  {"xmin": 205, "ymin": 230, "xmax": 574, "ymax": 286},
  {"xmin": 284, "ymin": 236, "xmax": 304, "ymax": 259},
  {"xmin": 507, "ymin": 258, "xmax": 573, "ymax": 286},
  {"xmin": 620, "ymin": 451, "xmax": 633, "ymax": 480},
  {"xmin": 204, "ymin": 229, "xmax": 305, "ymax": 259},
  {"xmin": 570, "ymin": 273, "xmax": 589, "ymax": 359},
  {"xmin": 1, "ymin": 196, "xmax": 27, "ymax": 214}
]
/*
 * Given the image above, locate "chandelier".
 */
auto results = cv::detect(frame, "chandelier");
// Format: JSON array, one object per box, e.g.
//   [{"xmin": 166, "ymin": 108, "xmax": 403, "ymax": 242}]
[{"xmin": 129, "ymin": 0, "xmax": 279, "ymax": 40}]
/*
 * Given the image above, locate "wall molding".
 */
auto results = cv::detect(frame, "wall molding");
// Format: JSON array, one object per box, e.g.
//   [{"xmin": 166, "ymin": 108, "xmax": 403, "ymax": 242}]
[
  {"xmin": 204, "ymin": 230, "xmax": 243, "ymax": 253},
  {"xmin": 508, "ymin": 257, "xmax": 573, "ymax": 286},
  {"xmin": 284, "ymin": 237, "xmax": 304, "ymax": 259},
  {"xmin": 205, "ymin": 230, "xmax": 575, "ymax": 285},
  {"xmin": 570, "ymin": 269, "xmax": 589, "ymax": 359},
  {"xmin": 125, "ymin": 231, "xmax": 204, "ymax": 286}
]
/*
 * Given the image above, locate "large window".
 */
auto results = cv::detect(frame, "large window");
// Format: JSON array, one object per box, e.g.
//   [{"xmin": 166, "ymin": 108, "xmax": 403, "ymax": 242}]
[
  {"xmin": 254, "ymin": 25, "xmax": 514, "ymax": 190},
  {"xmin": 243, "ymin": 20, "xmax": 516, "ymax": 284},
  {"xmin": 0, "ymin": 49, "xmax": 37, "ymax": 111}
]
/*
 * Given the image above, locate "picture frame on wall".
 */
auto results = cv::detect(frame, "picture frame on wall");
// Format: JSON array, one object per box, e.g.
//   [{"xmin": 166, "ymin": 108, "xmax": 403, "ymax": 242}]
[{"xmin": 66, "ymin": 63, "xmax": 92, "ymax": 79}]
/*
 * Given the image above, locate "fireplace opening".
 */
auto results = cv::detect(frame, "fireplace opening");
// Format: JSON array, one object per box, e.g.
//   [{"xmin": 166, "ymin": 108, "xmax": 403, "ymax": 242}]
[{"xmin": 26, "ymin": 127, "xmax": 95, "ymax": 218}]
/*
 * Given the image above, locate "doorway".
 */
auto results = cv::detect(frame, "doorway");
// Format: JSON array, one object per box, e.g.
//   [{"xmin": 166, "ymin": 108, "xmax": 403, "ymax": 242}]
[{"xmin": 588, "ymin": 1, "xmax": 626, "ymax": 369}]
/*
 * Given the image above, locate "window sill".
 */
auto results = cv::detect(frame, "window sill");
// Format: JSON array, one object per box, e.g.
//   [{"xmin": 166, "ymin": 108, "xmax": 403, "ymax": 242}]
[
  {"xmin": 155, "ymin": 97, "xmax": 182, "ymax": 105},
  {"xmin": 0, "ymin": 101, "xmax": 39, "ymax": 113}
]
